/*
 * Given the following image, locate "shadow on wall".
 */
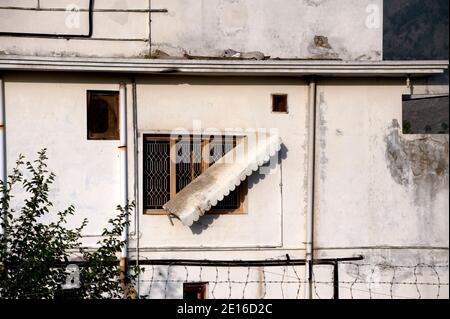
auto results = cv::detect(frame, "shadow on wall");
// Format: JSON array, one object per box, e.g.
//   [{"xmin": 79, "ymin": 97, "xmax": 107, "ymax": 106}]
[
  {"xmin": 141, "ymin": 265, "xmax": 180, "ymax": 299},
  {"xmin": 188, "ymin": 143, "xmax": 289, "ymax": 235}
]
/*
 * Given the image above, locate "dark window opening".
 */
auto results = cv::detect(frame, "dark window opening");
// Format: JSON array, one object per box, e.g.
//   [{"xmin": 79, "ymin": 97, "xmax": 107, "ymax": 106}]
[
  {"xmin": 143, "ymin": 135, "xmax": 246, "ymax": 214},
  {"xmin": 272, "ymin": 94, "xmax": 288, "ymax": 113},
  {"xmin": 207, "ymin": 136, "xmax": 241, "ymax": 210},
  {"xmin": 87, "ymin": 91, "xmax": 119, "ymax": 140},
  {"xmin": 402, "ymin": 95, "xmax": 449, "ymax": 134},
  {"xmin": 183, "ymin": 282, "xmax": 208, "ymax": 300}
]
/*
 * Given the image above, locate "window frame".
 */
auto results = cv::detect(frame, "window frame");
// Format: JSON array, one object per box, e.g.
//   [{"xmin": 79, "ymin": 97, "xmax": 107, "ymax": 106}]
[
  {"xmin": 86, "ymin": 90, "xmax": 120, "ymax": 140},
  {"xmin": 183, "ymin": 282, "xmax": 209, "ymax": 300},
  {"xmin": 271, "ymin": 93, "xmax": 289, "ymax": 114},
  {"xmin": 143, "ymin": 134, "xmax": 247, "ymax": 216}
]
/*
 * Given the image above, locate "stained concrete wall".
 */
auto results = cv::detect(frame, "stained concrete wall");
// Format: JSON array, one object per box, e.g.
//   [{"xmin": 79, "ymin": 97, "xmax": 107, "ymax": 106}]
[
  {"xmin": 0, "ymin": 0, "xmax": 383, "ymax": 60},
  {"xmin": 2, "ymin": 72, "xmax": 448, "ymax": 298},
  {"xmin": 3, "ymin": 73, "xmax": 126, "ymax": 237},
  {"xmin": 151, "ymin": 0, "xmax": 383, "ymax": 60},
  {"xmin": 314, "ymin": 78, "xmax": 449, "ymax": 249},
  {"xmin": 133, "ymin": 76, "xmax": 307, "ymax": 249}
]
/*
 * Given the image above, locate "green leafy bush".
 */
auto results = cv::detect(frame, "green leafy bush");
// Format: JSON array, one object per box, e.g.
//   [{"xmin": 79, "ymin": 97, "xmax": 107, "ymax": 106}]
[{"xmin": 0, "ymin": 149, "xmax": 141, "ymax": 299}]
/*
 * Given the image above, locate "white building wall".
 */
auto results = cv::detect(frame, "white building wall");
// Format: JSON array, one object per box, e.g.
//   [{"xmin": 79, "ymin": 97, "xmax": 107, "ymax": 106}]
[
  {"xmin": 132, "ymin": 76, "xmax": 307, "ymax": 249},
  {"xmin": 4, "ymin": 72, "xmax": 125, "ymax": 239},
  {"xmin": 151, "ymin": 0, "xmax": 383, "ymax": 60},
  {"xmin": 0, "ymin": 0, "xmax": 383, "ymax": 60},
  {"xmin": 315, "ymin": 78, "xmax": 449, "ymax": 248},
  {"xmin": 1, "ymin": 72, "xmax": 448, "ymax": 298}
]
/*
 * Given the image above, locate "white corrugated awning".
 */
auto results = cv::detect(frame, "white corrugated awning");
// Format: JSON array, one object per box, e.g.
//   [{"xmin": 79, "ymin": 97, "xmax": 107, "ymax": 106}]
[{"xmin": 163, "ymin": 132, "xmax": 282, "ymax": 226}]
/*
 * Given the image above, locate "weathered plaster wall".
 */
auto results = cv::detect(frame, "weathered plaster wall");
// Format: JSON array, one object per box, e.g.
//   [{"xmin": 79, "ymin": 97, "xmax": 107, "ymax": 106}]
[
  {"xmin": 315, "ymin": 78, "xmax": 449, "ymax": 248},
  {"xmin": 0, "ymin": 0, "xmax": 383, "ymax": 60},
  {"xmin": 4, "ymin": 72, "xmax": 127, "ymax": 238},
  {"xmin": 0, "ymin": 0, "xmax": 149, "ymax": 58},
  {"xmin": 151, "ymin": 0, "xmax": 383, "ymax": 60},
  {"xmin": 2, "ymin": 73, "xmax": 448, "ymax": 298},
  {"xmin": 3, "ymin": 73, "xmax": 309, "ymax": 250},
  {"xmin": 133, "ymin": 75, "xmax": 308, "ymax": 249}
]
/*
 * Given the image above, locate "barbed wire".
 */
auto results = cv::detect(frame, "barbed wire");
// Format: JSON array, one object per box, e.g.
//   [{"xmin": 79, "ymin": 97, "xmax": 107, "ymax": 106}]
[
  {"xmin": 2, "ymin": 260, "xmax": 447, "ymax": 299},
  {"xmin": 139, "ymin": 261, "xmax": 449, "ymax": 299}
]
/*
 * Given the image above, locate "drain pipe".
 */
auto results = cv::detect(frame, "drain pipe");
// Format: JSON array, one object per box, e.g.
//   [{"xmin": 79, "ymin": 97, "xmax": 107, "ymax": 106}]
[
  {"xmin": 0, "ymin": 77, "xmax": 6, "ymax": 236},
  {"xmin": 131, "ymin": 78, "xmax": 140, "ymax": 297},
  {"xmin": 305, "ymin": 77, "xmax": 317, "ymax": 299},
  {"xmin": 119, "ymin": 82, "xmax": 129, "ymax": 295}
]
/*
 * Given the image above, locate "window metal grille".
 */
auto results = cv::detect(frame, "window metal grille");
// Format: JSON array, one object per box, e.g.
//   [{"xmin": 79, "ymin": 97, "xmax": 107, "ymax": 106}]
[
  {"xmin": 143, "ymin": 139, "xmax": 171, "ymax": 210},
  {"xmin": 175, "ymin": 139, "xmax": 202, "ymax": 193},
  {"xmin": 208, "ymin": 136, "xmax": 240, "ymax": 210},
  {"xmin": 143, "ymin": 135, "xmax": 244, "ymax": 213}
]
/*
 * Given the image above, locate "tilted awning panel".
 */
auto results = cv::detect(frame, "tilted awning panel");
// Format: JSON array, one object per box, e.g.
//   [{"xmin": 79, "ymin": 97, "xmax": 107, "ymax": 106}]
[{"xmin": 163, "ymin": 133, "xmax": 282, "ymax": 226}]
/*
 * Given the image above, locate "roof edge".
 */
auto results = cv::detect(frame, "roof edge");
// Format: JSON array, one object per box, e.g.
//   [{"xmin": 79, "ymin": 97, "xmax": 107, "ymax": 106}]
[{"xmin": 0, "ymin": 55, "xmax": 448, "ymax": 77}]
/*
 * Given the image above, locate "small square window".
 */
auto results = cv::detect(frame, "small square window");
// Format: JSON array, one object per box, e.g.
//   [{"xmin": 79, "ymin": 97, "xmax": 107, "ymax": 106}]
[
  {"xmin": 87, "ymin": 91, "xmax": 119, "ymax": 140},
  {"xmin": 183, "ymin": 282, "xmax": 208, "ymax": 300},
  {"xmin": 272, "ymin": 94, "xmax": 288, "ymax": 113}
]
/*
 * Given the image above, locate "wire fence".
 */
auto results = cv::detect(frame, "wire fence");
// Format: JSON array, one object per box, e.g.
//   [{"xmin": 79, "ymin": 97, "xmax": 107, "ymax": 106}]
[
  {"xmin": 137, "ymin": 259, "xmax": 449, "ymax": 299},
  {"xmin": 2, "ymin": 257, "xmax": 447, "ymax": 299}
]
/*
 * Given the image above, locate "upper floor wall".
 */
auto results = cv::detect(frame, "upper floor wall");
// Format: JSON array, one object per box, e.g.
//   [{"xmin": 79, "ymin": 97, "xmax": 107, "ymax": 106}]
[{"xmin": 0, "ymin": 0, "xmax": 383, "ymax": 60}]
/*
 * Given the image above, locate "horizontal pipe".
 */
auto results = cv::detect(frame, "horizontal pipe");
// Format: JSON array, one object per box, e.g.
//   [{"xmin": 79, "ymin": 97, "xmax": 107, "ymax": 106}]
[
  {"xmin": 0, "ymin": 36, "xmax": 148, "ymax": 41},
  {"xmin": 0, "ymin": 0, "xmax": 93, "ymax": 38},
  {"xmin": 0, "ymin": 7, "xmax": 167, "ymax": 13},
  {"xmin": 3, "ymin": 256, "xmax": 364, "ymax": 268}
]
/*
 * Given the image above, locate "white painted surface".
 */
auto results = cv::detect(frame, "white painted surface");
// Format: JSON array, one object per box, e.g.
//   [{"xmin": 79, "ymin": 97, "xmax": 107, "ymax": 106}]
[
  {"xmin": 134, "ymin": 76, "xmax": 307, "ymax": 248},
  {"xmin": 152, "ymin": 0, "xmax": 383, "ymax": 60},
  {"xmin": 1, "ymin": 73, "xmax": 448, "ymax": 298},
  {"xmin": 315, "ymin": 78, "xmax": 449, "ymax": 248},
  {"xmin": 0, "ymin": 0, "xmax": 382, "ymax": 60},
  {"xmin": 4, "ymin": 74, "xmax": 122, "ymax": 237}
]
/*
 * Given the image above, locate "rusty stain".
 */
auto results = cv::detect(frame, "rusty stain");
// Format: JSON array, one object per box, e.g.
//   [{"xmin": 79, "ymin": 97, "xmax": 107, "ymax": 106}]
[
  {"xmin": 148, "ymin": 49, "xmax": 172, "ymax": 59},
  {"xmin": 385, "ymin": 119, "xmax": 449, "ymax": 192},
  {"xmin": 314, "ymin": 36, "xmax": 332, "ymax": 49}
]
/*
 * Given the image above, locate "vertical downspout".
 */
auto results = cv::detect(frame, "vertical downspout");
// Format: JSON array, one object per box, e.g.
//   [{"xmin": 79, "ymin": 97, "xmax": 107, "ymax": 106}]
[
  {"xmin": 0, "ymin": 77, "xmax": 6, "ymax": 236},
  {"xmin": 119, "ymin": 82, "xmax": 129, "ymax": 295},
  {"xmin": 131, "ymin": 78, "xmax": 140, "ymax": 297},
  {"xmin": 305, "ymin": 78, "xmax": 317, "ymax": 299}
]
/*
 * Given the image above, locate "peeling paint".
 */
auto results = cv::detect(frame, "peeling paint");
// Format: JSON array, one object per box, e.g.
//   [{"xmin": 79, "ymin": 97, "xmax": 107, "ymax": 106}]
[
  {"xmin": 318, "ymin": 92, "xmax": 329, "ymax": 182},
  {"xmin": 355, "ymin": 51, "xmax": 382, "ymax": 61},
  {"xmin": 314, "ymin": 36, "xmax": 332, "ymax": 49},
  {"xmin": 385, "ymin": 119, "xmax": 449, "ymax": 199},
  {"xmin": 307, "ymin": 36, "xmax": 339, "ymax": 60},
  {"xmin": 222, "ymin": 49, "xmax": 266, "ymax": 60},
  {"xmin": 305, "ymin": 0, "xmax": 328, "ymax": 7}
]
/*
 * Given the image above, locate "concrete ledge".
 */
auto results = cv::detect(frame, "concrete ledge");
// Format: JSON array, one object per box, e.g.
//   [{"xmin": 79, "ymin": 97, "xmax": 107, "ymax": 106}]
[{"xmin": 0, "ymin": 55, "xmax": 448, "ymax": 77}]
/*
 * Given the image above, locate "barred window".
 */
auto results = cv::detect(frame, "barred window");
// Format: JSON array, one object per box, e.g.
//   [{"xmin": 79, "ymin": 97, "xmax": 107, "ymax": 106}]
[{"xmin": 143, "ymin": 135, "xmax": 246, "ymax": 214}]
